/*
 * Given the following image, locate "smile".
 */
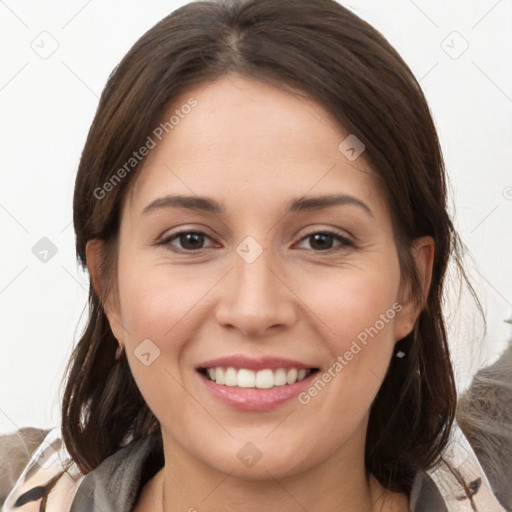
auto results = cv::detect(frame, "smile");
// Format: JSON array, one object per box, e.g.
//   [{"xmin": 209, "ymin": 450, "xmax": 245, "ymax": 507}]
[
  {"xmin": 201, "ymin": 367, "xmax": 316, "ymax": 388},
  {"xmin": 196, "ymin": 356, "xmax": 320, "ymax": 411}
]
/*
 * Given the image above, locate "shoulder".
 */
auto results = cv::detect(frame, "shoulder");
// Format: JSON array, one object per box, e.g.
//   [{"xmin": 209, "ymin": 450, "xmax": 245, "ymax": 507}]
[
  {"xmin": 425, "ymin": 421, "xmax": 508, "ymax": 511},
  {"xmin": 2, "ymin": 427, "xmax": 85, "ymax": 512},
  {"xmin": 457, "ymin": 340, "xmax": 512, "ymax": 510}
]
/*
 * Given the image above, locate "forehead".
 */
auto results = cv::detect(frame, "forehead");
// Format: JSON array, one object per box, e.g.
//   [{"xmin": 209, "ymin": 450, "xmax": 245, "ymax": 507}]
[{"xmin": 125, "ymin": 73, "xmax": 388, "ymax": 218}]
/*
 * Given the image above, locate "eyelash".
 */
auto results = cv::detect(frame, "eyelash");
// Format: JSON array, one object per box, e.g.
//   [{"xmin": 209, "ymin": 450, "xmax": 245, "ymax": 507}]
[{"xmin": 158, "ymin": 229, "xmax": 355, "ymax": 253}]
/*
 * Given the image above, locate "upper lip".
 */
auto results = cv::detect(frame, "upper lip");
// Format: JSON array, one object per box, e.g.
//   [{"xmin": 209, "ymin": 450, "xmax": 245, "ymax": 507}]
[{"xmin": 197, "ymin": 355, "xmax": 317, "ymax": 372}]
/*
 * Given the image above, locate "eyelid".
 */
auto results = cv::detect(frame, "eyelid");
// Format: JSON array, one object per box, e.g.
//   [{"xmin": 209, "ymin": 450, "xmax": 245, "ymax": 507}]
[
  {"xmin": 294, "ymin": 228, "xmax": 355, "ymax": 251},
  {"xmin": 293, "ymin": 221, "xmax": 354, "ymax": 240},
  {"xmin": 158, "ymin": 226, "xmax": 356, "ymax": 253},
  {"xmin": 160, "ymin": 229, "xmax": 210, "ymax": 240},
  {"xmin": 159, "ymin": 228, "xmax": 218, "ymax": 250}
]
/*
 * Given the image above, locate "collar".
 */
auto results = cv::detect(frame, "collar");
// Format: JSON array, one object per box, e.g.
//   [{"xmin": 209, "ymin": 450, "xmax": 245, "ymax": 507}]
[
  {"xmin": 69, "ymin": 435, "xmax": 447, "ymax": 512},
  {"xmin": 69, "ymin": 435, "xmax": 164, "ymax": 512}
]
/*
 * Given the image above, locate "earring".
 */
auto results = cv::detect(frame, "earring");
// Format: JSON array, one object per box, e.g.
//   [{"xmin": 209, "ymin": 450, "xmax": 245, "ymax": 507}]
[{"xmin": 115, "ymin": 342, "xmax": 124, "ymax": 360}]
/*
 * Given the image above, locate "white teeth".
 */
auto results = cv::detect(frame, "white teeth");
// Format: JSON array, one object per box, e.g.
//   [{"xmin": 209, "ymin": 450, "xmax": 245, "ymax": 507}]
[
  {"xmin": 224, "ymin": 367, "xmax": 238, "ymax": 387},
  {"xmin": 274, "ymin": 368, "xmax": 287, "ymax": 386},
  {"xmin": 237, "ymin": 368, "xmax": 255, "ymax": 387},
  {"xmin": 297, "ymin": 369, "xmax": 307, "ymax": 382},
  {"xmin": 204, "ymin": 367, "xmax": 313, "ymax": 388},
  {"xmin": 286, "ymin": 368, "xmax": 298, "ymax": 385},
  {"xmin": 255, "ymin": 369, "xmax": 274, "ymax": 389},
  {"xmin": 215, "ymin": 367, "xmax": 225, "ymax": 385}
]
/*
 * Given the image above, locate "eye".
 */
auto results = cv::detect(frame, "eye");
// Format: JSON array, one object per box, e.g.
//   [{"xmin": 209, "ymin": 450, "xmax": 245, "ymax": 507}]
[
  {"xmin": 158, "ymin": 229, "xmax": 354, "ymax": 253},
  {"xmin": 295, "ymin": 230, "xmax": 354, "ymax": 251},
  {"xmin": 159, "ymin": 230, "xmax": 217, "ymax": 251}
]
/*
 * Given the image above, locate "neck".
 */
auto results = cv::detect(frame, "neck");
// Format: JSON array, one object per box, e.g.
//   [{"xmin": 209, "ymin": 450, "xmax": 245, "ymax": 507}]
[
  {"xmin": 147, "ymin": 433, "xmax": 400, "ymax": 512},
  {"xmin": 160, "ymin": 467, "xmax": 374, "ymax": 512}
]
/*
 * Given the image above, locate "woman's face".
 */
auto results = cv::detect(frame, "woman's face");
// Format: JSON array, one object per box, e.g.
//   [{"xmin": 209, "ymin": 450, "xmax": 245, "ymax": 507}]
[{"xmin": 98, "ymin": 74, "xmax": 431, "ymax": 479}]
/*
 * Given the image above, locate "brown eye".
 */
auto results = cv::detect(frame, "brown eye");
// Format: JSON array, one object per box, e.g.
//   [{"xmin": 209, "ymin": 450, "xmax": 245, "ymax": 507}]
[
  {"xmin": 296, "ymin": 231, "xmax": 354, "ymax": 251},
  {"xmin": 179, "ymin": 232, "xmax": 205, "ymax": 250},
  {"xmin": 161, "ymin": 231, "xmax": 216, "ymax": 251},
  {"xmin": 309, "ymin": 233, "xmax": 335, "ymax": 250}
]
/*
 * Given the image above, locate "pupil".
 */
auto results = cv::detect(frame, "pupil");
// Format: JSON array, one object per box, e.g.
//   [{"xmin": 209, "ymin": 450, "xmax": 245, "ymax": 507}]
[
  {"xmin": 311, "ymin": 233, "xmax": 332, "ymax": 250},
  {"xmin": 181, "ymin": 233, "xmax": 203, "ymax": 250}
]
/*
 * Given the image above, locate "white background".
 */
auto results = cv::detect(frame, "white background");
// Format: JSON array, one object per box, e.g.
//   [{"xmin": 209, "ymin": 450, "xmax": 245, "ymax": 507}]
[{"xmin": 1, "ymin": 0, "xmax": 511, "ymax": 435}]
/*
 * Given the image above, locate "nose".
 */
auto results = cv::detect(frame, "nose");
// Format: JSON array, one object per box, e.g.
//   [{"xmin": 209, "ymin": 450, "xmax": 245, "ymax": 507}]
[{"xmin": 215, "ymin": 244, "xmax": 297, "ymax": 338}]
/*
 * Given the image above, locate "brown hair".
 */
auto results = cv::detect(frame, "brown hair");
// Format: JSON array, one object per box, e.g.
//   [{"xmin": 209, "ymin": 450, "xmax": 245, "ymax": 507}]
[{"xmin": 61, "ymin": 0, "xmax": 481, "ymax": 494}]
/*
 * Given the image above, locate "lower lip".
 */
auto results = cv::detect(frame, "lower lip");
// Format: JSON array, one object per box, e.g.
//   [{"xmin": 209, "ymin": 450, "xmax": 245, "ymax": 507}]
[{"xmin": 198, "ymin": 371, "xmax": 316, "ymax": 411}]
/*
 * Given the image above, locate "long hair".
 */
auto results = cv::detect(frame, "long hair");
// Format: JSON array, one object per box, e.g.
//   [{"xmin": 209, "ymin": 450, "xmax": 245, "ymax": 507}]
[{"xmin": 61, "ymin": 0, "xmax": 482, "ymax": 493}]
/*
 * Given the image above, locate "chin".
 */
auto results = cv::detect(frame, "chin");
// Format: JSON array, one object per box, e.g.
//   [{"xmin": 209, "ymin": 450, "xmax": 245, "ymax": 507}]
[{"xmin": 191, "ymin": 434, "xmax": 318, "ymax": 481}]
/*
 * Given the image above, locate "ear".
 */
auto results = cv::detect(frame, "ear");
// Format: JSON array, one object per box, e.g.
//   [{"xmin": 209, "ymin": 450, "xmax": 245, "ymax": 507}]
[
  {"xmin": 394, "ymin": 235, "xmax": 435, "ymax": 341},
  {"xmin": 85, "ymin": 239, "xmax": 103, "ymax": 299},
  {"xmin": 85, "ymin": 239, "xmax": 126, "ymax": 344}
]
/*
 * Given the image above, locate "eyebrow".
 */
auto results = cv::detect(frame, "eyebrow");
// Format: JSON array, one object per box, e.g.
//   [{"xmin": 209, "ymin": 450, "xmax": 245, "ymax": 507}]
[{"xmin": 142, "ymin": 193, "xmax": 374, "ymax": 218}]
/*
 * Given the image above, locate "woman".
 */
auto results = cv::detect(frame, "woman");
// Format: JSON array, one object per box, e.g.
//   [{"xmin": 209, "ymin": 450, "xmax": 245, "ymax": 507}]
[{"xmin": 3, "ymin": 0, "xmax": 509, "ymax": 510}]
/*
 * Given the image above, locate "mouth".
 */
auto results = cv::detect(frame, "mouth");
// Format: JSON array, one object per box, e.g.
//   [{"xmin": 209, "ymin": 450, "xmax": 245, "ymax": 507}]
[
  {"xmin": 198, "ymin": 366, "xmax": 319, "ymax": 389},
  {"xmin": 195, "ymin": 357, "xmax": 320, "ymax": 411}
]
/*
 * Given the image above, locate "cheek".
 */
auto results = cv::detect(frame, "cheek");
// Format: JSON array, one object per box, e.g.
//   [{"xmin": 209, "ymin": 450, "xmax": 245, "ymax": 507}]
[
  {"xmin": 115, "ymin": 253, "xmax": 209, "ymax": 344},
  {"xmin": 115, "ymin": 258, "xmax": 204, "ymax": 420},
  {"xmin": 114, "ymin": 255, "xmax": 220, "ymax": 412},
  {"xmin": 295, "ymin": 264, "xmax": 401, "ymax": 413},
  {"xmin": 299, "ymin": 264, "xmax": 401, "ymax": 349}
]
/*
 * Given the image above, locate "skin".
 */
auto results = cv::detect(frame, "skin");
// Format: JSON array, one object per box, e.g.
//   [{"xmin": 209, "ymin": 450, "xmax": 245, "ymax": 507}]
[{"xmin": 87, "ymin": 73, "xmax": 434, "ymax": 512}]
